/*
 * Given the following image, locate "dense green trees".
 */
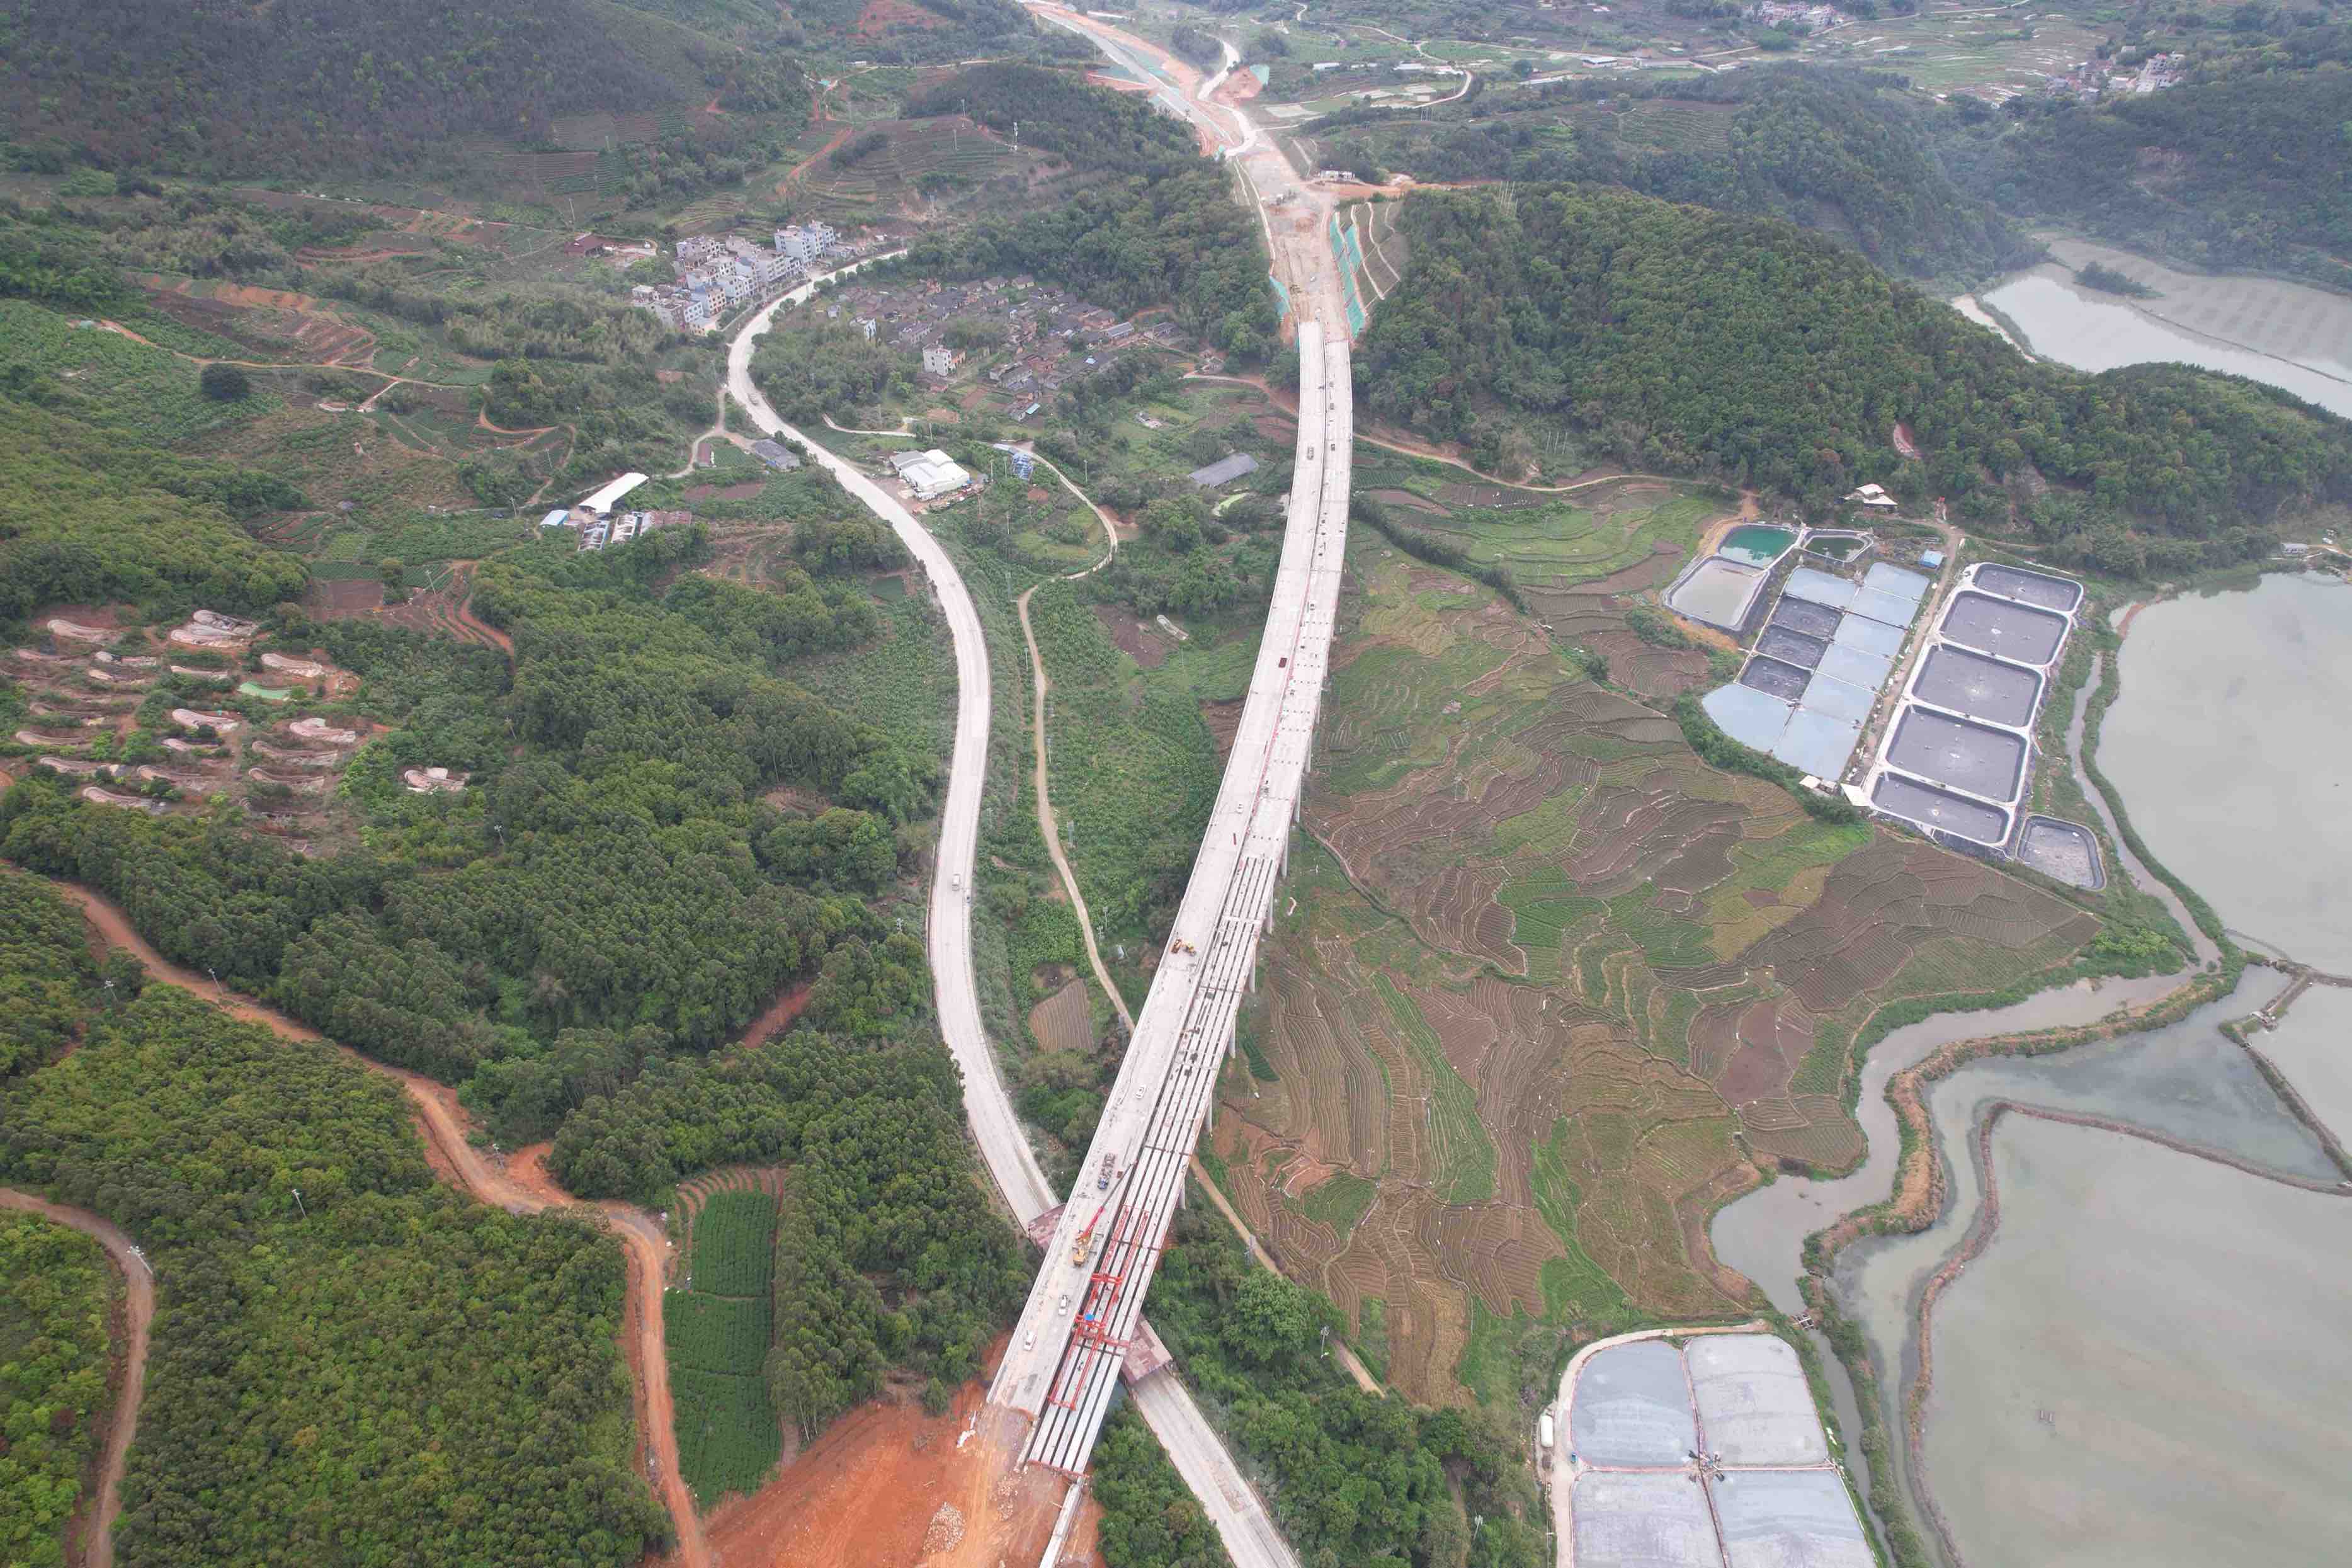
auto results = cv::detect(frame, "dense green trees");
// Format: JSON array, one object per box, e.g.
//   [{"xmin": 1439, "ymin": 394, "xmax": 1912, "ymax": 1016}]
[
  {"xmin": 0, "ymin": 395, "xmax": 309, "ymax": 622},
  {"xmin": 0, "ymin": 979, "xmax": 668, "ymax": 1568},
  {"xmin": 902, "ymin": 67, "xmax": 1278, "ymax": 357},
  {"xmin": 0, "ymin": 871, "xmax": 101, "ymax": 1080},
  {"xmin": 0, "ymin": 0, "xmax": 773, "ymax": 181},
  {"xmin": 1, "ymin": 521, "xmax": 933, "ymax": 1138},
  {"xmin": 545, "ymin": 1026, "xmax": 1027, "ymax": 1439},
  {"xmin": 1360, "ymin": 185, "xmax": 2352, "ymax": 568},
  {"xmin": 750, "ymin": 319, "xmax": 912, "ymax": 426},
  {"xmin": 1318, "ymin": 67, "xmax": 2021, "ymax": 278},
  {"xmin": 0, "ymin": 1210, "xmax": 111, "ymax": 1568}
]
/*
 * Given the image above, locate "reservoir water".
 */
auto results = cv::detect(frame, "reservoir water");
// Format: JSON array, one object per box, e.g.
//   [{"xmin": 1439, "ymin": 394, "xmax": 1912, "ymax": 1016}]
[{"xmin": 1972, "ymin": 238, "xmax": 2352, "ymax": 419}]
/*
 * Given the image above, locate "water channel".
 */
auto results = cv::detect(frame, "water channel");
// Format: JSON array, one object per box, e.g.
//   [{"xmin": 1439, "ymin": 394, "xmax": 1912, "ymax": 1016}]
[{"xmin": 1708, "ymin": 261, "xmax": 2352, "ymax": 1565}]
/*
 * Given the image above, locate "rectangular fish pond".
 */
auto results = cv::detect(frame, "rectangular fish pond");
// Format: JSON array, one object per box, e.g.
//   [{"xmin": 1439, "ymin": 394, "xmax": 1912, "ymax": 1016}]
[{"xmin": 1717, "ymin": 523, "xmax": 1798, "ymax": 567}]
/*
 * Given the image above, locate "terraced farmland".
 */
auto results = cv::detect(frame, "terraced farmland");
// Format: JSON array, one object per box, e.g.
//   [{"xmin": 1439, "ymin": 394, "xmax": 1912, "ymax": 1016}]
[
  {"xmin": 1591, "ymin": 99, "xmax": 1738, "ymax": 157},
  {"xmin": 783, "ymin": 118, "xmax": 1030, "ymax": 223},
  {"xmin": 666, "ymin": 1174, "xmax": 787, "ymax": 1504},
  {"xmin": 1212, "ymin": 539, "xmax": 2099, "ymax": 1407}
]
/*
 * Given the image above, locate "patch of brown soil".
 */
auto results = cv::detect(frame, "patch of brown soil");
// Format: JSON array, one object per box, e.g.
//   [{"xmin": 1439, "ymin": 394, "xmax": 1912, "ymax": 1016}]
[
  {"xmin": 739, "ymin": 981, "xmax": 815, "ymax": 1049},
  {"xmin": 1027, "ymin": 977, "xmax": 1094, "ymax": 1054},
  {"xmin": 857, "ymin": 0, "xmax": 950, "ymax": 34},
  {"xmin": 1091, "ymin": 604, "xmax": 1168, "ymax": 669},
  {"xmin": 693, "ymin": 1381, "xmax": 1061, "ymax": 1568},
  {"xmin": 1199, "ymin": 697, "xmax": 1245, "ymax": 762}
]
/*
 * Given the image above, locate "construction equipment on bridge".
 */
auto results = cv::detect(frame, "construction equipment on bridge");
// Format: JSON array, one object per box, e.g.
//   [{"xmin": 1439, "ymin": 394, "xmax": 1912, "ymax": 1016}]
[
  {"xmin": 1068, "ymin": 1162, "xmax": 1132, "ymax": 1266},
  {"xmin": 1096, "ymin": 1152, "xmax": 1118, "ymax": 1192}
]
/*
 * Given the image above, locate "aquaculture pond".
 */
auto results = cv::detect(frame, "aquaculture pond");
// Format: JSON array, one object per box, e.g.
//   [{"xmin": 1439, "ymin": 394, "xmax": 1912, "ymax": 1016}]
[{"xmin": 1717, "ymin": 523, "xmax": 1797, "ymax": 566}]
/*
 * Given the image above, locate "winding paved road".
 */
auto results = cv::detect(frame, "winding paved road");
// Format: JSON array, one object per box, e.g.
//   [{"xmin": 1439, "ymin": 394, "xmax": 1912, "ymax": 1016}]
[{"xmin": 727, "ymin": 271, "xmax": 1300, "ymax": 1568}]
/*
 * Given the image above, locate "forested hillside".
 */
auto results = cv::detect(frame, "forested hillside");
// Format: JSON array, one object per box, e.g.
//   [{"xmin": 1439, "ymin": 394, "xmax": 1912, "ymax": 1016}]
[
  {"xmin": 0, "ymin": 396, "xmax": 309, "ymax": 624},
  {"xmin": 1940, "ymin": 61, "xmax": 2352, "ymax": 290},
  {"xmin": 1316, "ymin": 69, "xmax": 2021, "ymax": 279},
  {"xmin": 0, "ymin": 1206, "xmax": 111, "ymax": 1568},
  {"xmin": 900, "ymin": 66, "xmax": 1280, "ymax": 357},
  {"xmin": 0, "ymin": 499, "xmax": 1025, "ymax": 1450},
  {"xmin": 3, "ymin": 525, "xmax": 921, "ymax": 1117},
  {"xmin": 0, "ymin": 0, "xmax": 809, "ymax": 182},
  {"xmin": 1358, "ymin": 185, "xmax": 2352, "ymax": 574},
  {"xmin": 0, "ymin": 961, "xmax": 669, "ymax": 1567}
]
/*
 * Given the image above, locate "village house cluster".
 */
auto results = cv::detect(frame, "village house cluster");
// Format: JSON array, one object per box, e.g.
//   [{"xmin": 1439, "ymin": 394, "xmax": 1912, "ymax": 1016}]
[
  {"xmin": 821, "ymin": 274, "xmax": 1181, "ymax": 420},
  {"xmin": 2045, "ymin": 51, "xmax": 2183, "ymax": 99},
  {"xmin": 630, "ymin": 222, "xmax": 849, "ymax": 333}
]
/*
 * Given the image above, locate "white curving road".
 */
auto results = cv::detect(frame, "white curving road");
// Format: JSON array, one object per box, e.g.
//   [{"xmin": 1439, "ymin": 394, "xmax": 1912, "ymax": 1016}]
[
  {"xmin": 727, "ymin": 271, "xmax": 1298, "ymax": 1568},
  {"xmin": 729, "ymin": 266, "xmax": 1053, "ymax": 1224}
]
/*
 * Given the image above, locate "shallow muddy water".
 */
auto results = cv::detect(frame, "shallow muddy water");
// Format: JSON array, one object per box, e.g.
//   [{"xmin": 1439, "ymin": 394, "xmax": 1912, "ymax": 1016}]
[
  {"xmin": 1831, "ymin": 975, "xmax": 2350, "ymax": 1567},
  {"xmin": 2254, "ymin": 984, "xmax": 2352, "ymax": 1144},
  {"xmin": 2100, "ymin": 574, "xmax": 2352, "ymax": 972},
  {"xmin": 1707, "ymin": 970, "xmax": 2184, "ymax": 1314},
  {"xmin": 1916, "ymin": 1118, "xmax": 2352, "ymax": 1567},
  {"xmin": 1712, "ymin": 562, "xmax": 2352, "ymax": 1565}
]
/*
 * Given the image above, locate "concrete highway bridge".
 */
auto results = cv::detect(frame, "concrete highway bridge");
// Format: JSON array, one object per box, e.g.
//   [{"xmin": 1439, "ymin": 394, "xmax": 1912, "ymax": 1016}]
[{"xmin": 985, "ymin": 317, "xmax": 1355, "ymax": 1484}]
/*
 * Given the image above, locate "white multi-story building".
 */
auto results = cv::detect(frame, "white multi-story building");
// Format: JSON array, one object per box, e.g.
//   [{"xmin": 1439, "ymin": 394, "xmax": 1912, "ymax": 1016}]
[
  {"xmin": 727, "ymin": 237, "xmax": 793, "ymax": 290},
  {"xmin": 923, "ymin": 343, "xmax": 960, "ymax": 378},
  {"xmin": 677, "ymin": 234, "xmax": 724, "ymax": 266},
  {"xmin": 775, "ymin": 222, "xmax": 838, "ymax": 269}
]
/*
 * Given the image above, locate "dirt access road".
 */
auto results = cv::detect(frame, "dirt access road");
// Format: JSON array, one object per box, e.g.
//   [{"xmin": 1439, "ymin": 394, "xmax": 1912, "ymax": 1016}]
[
  {"xmin": 38, "ymin": 881, "xmax": 710, "ymax": 1568},
  {"xmin": 0, "ymin": 1190, "xmax": 152, "ymax": 1568}
]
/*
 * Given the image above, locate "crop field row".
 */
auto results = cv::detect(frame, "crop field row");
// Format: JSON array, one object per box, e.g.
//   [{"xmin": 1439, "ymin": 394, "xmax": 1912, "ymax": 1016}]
[
  {"xmin": 667, "ymin": 1292, "xmax": 775, "ymax": 1376},
  {"xmin": 778, "ymin": 589, "xmax": 955, "ymax": 763},
  {"xmin": 1577, "ymin": 99, "xmax": 1737, "ymax": 157},
  {"xmin": 685, "ymin": 1188, "xmax": 779, "ymax": 1298},
  {"xmin": 666, "ymin": 1180, "xmax": 783, "ymax": 1504},
  {"xmin": 669, "ymin": 1369, "xmax": 780, "ymax": 1503}
]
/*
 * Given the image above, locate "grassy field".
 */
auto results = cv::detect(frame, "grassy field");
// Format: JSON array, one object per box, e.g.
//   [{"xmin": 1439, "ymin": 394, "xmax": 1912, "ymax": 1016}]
[
  {"xmin": 666, "ymin": 1184, "xmax": 783, "ymax": 1504},
  {"xmin": 1028, "ymin": 579, "xmax": 1237, "ymax": 946},
  {"xmin": 1208, "ymin": 530, "xmax": 2103, "ymax": 1411},
  {"xmin": 1804, "ymin": 10, "xmax": 2105, "ymax": 98}
]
